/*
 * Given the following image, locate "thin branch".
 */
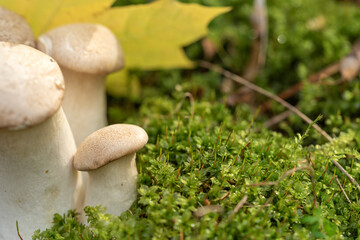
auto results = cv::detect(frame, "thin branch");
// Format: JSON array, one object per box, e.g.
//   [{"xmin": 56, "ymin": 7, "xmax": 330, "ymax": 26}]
[
  {"xmin": 172, "ymin": 92, "xmax": 195, "ymax": 117},
  {"xmin": 248, "ymin": 165, "xmax": 316, "ymax": 219},
  {"xmin": 261, "ymin": 62, "xmax": 340, "ymax": 112},
  {"xmin": 194, "ymin": 205, "xmax": 224, "ymax": 218},
  {"xmin": 243, "ymin": 204, "xmax": 271, "ymax": 208},
  {"xmin": 228, "ymin": 195, "xmax": 248, "ymax": 221},
  {"xmin": 201, "ymin": 62, "xmax": 360, "ymax": 196},
  {"xmin": 247, "ymin": 181, "xmax": 277, "ymax": 187},
  {"xmin": 335, "ymin": 176, "xmax": 351, "ymax": 204},
  {"xmin": 199, "ymin": 61, "xmax": 333, "ymax": 142},
  {"xmin": 332, "ymin": 160, "xmax": 360, "ymax": 192},
  {"xmin": 264, "ymin": 110, "xmax": 292, "ymax": 128},
  {"xmin": 308, "ymin": 167, "xmax": 318, "ymax": 207},
  {"xmin": 214, "ymin": 191, "xmax": 231, "ymax": 201},
  {"xmin": 243, "ymin": 0, "xmax": 268, "ymax": 81}
]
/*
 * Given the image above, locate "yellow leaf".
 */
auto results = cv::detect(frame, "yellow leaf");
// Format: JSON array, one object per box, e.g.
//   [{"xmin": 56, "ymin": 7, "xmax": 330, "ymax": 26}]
[
  {"xmin": 106, "ymin": 70, "xmax": 141, "ymax": 99},
  {"xmin": 91, "ymin": 0, "xmax": 231, "ymax": 69},
  {"xmin": 0, "ymin": 0, "xmax": 113, "ymax": 36},
  {"xmin": 0, "ymin": 0, "xmax": 230, "ymax": 96}
]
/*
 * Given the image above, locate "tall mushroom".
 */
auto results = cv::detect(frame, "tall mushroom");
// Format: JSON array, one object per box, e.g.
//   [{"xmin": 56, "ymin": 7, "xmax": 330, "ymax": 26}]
[
  {"xmin": 74, "ymin": 124, "xmax": 148, "ymax": 216},
  {"xmin": 0, "ymin": 6, "xmax": 35, "ymax": 47},
  {"xmin": 0, "ymin": 42, "xmax": 81, "ymax": 240},
  {"xmin": 37, "ymin": 23, "xmax": 125, "ymax": 146}
]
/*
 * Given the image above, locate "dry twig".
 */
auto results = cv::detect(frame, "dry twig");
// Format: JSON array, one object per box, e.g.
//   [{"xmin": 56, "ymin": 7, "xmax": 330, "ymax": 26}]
[
  {"xmin": 243, "ymin": 0, "xmax": 268, "ymax": 81},
  {"xmin": 248, "ymin": 165, "xmax": 316, "ymax": 218},
  {"xmin": 172, "ymin": 92, "xmax": 195, "ymax": 117},
  {"xmin": 335, "ymin": 176, "xmax": 351, "ymax": 204},
  {"xmin": 214, "ymin": 191, "xmax": 231, "ymax": 201},
  {"xmin": 264, "ymin": 110, "xmax": 292, "ymax": 128},
  {"xmin": 201, "ymin": 60, "xmax": 360, "ymax": 198},
  {"xmin": 228, "ymin": 195, "xmax": 248, "ymax": 221},
  {"xmin": 261, "ymin": 63, "xmax": 340, "ymax": 112},
  {"xmin": 332, "ymin": 160, "xmax": 360, "ymax": 193},
  {"xmin": 199, "ymin": 61, "xmax": 333, "ymax": 142},
  {"xmin": 262, "ymin": 38, "xmax": 360, "ymax": 112}
]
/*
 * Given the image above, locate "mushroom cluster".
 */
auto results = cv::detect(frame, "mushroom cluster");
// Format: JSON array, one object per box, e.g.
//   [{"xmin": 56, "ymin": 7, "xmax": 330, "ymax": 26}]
[
  {"xmin": 0, "ymin": 41, "xmax": 79, "ymax": 240},
  {"xmin": 0, "ymin": 7, "xmax": 148, "ymax": 239}
]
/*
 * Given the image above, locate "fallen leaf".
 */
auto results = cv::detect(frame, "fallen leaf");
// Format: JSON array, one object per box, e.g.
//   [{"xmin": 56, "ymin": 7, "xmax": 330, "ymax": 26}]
[
  {"xmin": 0, "ymin": 0, "xmax": 113, "ymax": 36},
  {"xmin": 0, "ymin": 0, "xmax": 230, "ymax": 96},
  {"xmin": 92, "ymin": 0, "xmax": 230, "ymax": 69}
]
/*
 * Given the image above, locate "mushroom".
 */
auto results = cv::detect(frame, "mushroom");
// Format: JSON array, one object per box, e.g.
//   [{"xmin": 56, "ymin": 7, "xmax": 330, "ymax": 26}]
[
  {"xmin": 0, "ymin": 6, "xmax": 35, "ymax": 47},
  {"xmin": 73, "ymin": 124, "xmax": 148, "ymax": 216},
  {"xmin": 340, "ymin": 54, "xmax": 360, "ymax": 81},
  {"xmin": 0, "ymin": 42, "xmax": 81, "ymax": 240},
  {"xmin": 37, "ymin": 23, "xmax": 125, "ymax": 146}
]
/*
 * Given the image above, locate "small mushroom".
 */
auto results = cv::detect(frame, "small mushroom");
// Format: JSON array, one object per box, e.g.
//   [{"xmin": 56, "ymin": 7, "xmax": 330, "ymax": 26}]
[
  {"xmin": 37, "ymin": 23, "xmax": 125, "ymax": 146},
  {"xmin": 74, "ymin": 124, "xmax": 148, "ymax": 216},
  {"xmin": 0, "ymin": 42, "xmax": 81, "ymax": 240},
  {"xmin": 0, "ymin": 6, "xmax": 35, "ymax": 47},
  {"xmin": 340, "ymin": 54, "xmax": 360, "ymax": 81}
]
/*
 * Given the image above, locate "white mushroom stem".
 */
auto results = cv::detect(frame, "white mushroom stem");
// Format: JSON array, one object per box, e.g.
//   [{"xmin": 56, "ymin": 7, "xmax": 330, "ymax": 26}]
[
  {"xmin": 85, "ymin": 153, "xmax": 138, "ymax": 215},
  {"xmin": 60, "ymin": 67, "xmax": 107, "ymax": 219},
  {"xmin": 37, "ymin": 23, "xmax": 124, "ymax": 146},
  {"xmin": 61, "ymin": 67, "xmax": 107, "ymax": 146},
  {"xmin": 0, "ymin": 42, "xmax": 83, "ymax": 239},
  {"xmin": 74, "ymin": 124, "xmax": 148, "ymax": 218},
  {"xmin": 0, "ymin": 108, "xmax": 80, "ymax": 240}
]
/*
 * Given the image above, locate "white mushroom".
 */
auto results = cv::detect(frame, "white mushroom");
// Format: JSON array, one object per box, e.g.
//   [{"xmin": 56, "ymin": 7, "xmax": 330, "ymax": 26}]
[
  {"xmin": 37, "ymin": 23, "xmax": 125, "ymax": 146},
  {"xmin": 340, "ymin": 54, "xmax": 360, "ymax": 81},
  {"xmin": 0, "ymin": 42, "xmax": 81, "ymax": 240},
  {"xmin": 0, "ymin": 6, "xmax": 35, "ymax": 47},
  {"xmin": 74, "ymin": 124, "xmax": 148, "ymax": 216}
]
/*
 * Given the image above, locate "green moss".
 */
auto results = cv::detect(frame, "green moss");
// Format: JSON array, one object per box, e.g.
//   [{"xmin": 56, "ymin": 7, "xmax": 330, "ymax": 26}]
[{"xmin": 32, "ymin": 99, "xmax": 360, "ymax": 239}]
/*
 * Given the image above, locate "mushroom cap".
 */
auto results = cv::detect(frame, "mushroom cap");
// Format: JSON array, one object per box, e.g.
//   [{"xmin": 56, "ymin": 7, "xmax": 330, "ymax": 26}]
[
  {"xmin": 74, "ymin": 124, "xmax": 148, "ymax": 171},
  {"xmin": 37, "ymin": 23, "xmax": 124, "ymax": 75},
  {"xmin": 0, "ymin": 42, "xmax": 64, "ymax": 130},
  {"xmin": 0, "ymin": 7, "xmax": 35, "ymax": 47},
  {"xmin": 340, "ymin": 54, "xmax": 360, "ymax": 81}
]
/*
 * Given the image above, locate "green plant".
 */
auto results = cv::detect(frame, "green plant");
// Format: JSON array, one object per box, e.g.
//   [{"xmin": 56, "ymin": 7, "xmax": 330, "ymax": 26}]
[{"xmin": 33, "ymin": 98, "xmax": 360, "ymax": 239}]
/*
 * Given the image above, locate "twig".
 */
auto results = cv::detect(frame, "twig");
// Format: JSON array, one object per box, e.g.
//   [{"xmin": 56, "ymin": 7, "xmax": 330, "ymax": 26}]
[
  {"xmin": 308, "ymin": 167, "xmax": 318, "ymax": 207},
  {"xmin": 264, "ymin": 110, "xmax": 292, "ymax": 128},
  {"xmin": 199, "ymin": 61, "xmax": 333, "ymax": 142},
  {"xmin": 202, "ymin": 62, "xmax": 360, "ymax": 197},
  {"xmin": 266, "ymin": 120, "xmax": 360, "ymax": 196},
  {"xmin": 228, "ymin": 195, "xmax": 248, "ymax": 221},
  {"xmin": 332, "ymin": 160, "xmax": 360, "ymax": 192},
  {"xmin": 172, "ymin": 92, "xmax": 195, "ymax": 117},
  {"xmin": 261, "ymin": 37, "xmax": 360, "ymax": 112},
  {"xmin": 180, "ymin": 229, "xmax": 184, "ymax": 240},
  {"xmin": 335, "ymin": 175, "xmax": 351, "ymax": 204},
  {"xmin": 249, "ymin": 165, "xmax": 316, "ymax": 219},
  {"xmin": 194, "ymin": 205, "xmax": 224, "ymax": 218},
  {"xmin": 79, "ymin": 233, "xmax": 85, "ymax": 240},
  {"xmin": 261, "ymin": 62, "xmax": 340, "ymax": 112},
  {"xmin": 247, "ymin": 181, "xmax": 277, "ymax": 187},
  {"xmin": 243, "ymin": 204, "xmax": 271, "ymax": 208},
  {"xmin": 214, "ymin": 191, "xmax": 231, "ymax": 201},
  {"xmin": 243, "ymin": 0, "xmax": 268, "ymax": 81}
]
